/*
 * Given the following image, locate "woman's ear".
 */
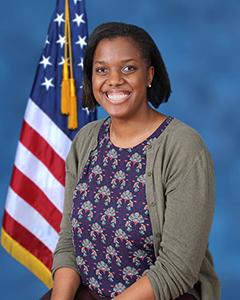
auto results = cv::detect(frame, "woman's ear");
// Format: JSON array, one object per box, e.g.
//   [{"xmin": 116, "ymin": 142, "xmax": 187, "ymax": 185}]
[{"xmin": 147, "ymin": 65, "xmax": 154, "ymax": 86}]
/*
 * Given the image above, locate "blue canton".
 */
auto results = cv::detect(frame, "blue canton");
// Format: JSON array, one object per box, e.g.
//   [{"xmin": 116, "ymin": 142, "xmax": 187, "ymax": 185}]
[{"xmin": 30, "ymin": 0, "xmax": 96, "ymax": 140}]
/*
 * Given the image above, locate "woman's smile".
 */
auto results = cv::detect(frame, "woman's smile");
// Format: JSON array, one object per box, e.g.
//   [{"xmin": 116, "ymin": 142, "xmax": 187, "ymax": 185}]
[{"xmin": 103, "ymin": 89, "xmax": 132, "ymax": 104}]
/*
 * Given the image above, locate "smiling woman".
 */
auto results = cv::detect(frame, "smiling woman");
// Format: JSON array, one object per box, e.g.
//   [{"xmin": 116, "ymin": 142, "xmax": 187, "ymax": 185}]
[{"xmin": 45, "ymin": 22, "xmax": 220, "ymax": 300}]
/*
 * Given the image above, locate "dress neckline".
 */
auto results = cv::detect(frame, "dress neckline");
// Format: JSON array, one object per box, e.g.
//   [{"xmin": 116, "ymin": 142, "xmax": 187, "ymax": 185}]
[{"xmin": 104, "ymin": 116, "xmax": 173, "ymax": 151}]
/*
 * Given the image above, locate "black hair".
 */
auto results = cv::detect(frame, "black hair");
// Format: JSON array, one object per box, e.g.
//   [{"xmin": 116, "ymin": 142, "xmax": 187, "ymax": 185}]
[{"xmin": 82, "ymin": 22, "xmax": 171, "ymax": 110}]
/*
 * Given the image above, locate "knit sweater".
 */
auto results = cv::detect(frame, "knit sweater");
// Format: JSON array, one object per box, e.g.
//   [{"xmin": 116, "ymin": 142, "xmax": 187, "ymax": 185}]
[{"xmin": 52, "ymin": 117, "xmax": 220, "ymax": 300}]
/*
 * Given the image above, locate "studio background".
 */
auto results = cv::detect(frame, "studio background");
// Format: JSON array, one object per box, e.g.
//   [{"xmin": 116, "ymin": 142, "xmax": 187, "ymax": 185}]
[{"xmin": 0, "ymin": 1, "xmax": 239, "ymax": 299}]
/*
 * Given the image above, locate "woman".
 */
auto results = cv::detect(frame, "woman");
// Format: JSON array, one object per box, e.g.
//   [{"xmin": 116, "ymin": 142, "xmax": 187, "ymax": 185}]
[{"xmin": 48, "ymin": 22, "xmax": 220, "ymax": 300}]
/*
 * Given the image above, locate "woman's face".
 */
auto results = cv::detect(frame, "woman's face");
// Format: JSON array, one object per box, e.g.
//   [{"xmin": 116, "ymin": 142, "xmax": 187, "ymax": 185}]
[{"xmin": 92, "ymin": 37, "xmax": 154, "ymax": 120}]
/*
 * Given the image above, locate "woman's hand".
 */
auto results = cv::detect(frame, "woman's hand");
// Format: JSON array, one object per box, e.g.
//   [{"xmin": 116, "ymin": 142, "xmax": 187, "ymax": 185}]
[{"xmin": 114, "ymin": 275, "xmax": 155, "ymax": 300}]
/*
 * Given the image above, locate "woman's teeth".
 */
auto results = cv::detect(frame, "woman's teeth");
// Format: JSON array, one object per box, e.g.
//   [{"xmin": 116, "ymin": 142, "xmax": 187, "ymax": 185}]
[{"xmin": 106, "ymin": 92, "xmax": 130, "ymax": 101}]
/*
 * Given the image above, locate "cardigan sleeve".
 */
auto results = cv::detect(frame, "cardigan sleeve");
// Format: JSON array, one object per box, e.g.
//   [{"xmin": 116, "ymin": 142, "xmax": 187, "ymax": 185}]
[
  {"xmin": 51, "ymin": 140, "xmax": 79, "ymax": 277},
  {"xmin": 143, "ymin": 131, "xmax": 215, "ymax": 299}
]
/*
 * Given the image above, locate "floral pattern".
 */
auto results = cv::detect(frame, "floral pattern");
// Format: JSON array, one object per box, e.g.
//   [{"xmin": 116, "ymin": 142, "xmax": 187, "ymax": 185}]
[
  {"xmin": 105, "ymin": 245, "xmax": 122, "ymax": 266},
  {"xmin": 101, "ymin": 207, "xmax": 117, "ymax": 228},
  {"xmin": 89, "ymin": 165, "xmax": 103, "ymax": 184},
  {"xmin": 90, "ymin": 222, "xmax": 107, "ymax": 243},
  {"xmin": 94, "ymin": 185, "xmax": 111, "ymax": 205},
  {"xmin": 76, "ymin": 256, "xmax": 89, "ymax": 274},
  {"xmin": 111, "ymin": 170, "xmax": 126, "ymax": 189},
  {"xmin": 77, "ymin": 200, "xmax": 94, "ymax": 221},
  {"xmin": 133, "ymin": 174, "xmax": 145, "ymax": 192},
  {"xmin": 125, "ymin": 212, "xmax": 146, "ymax": 236},
  {"xmin": 111, "ymin": 282, "xmax": 126, "ymax": 297},
  {"xmin": 126, "ymin": 153, "xmax": 142, "ymax": 172},
  {"xmin": 117, "ymin": 190, "xmax": 134, "ymax": 211},
  {"xmin": 71, "ymin": 116, "xmax": 173, "ymax": 298}
]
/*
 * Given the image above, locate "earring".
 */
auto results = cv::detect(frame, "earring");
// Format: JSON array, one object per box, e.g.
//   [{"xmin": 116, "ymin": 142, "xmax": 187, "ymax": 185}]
[{"xmin": 148, "ymin": 84, "xmax": 151, "ymax": 88}]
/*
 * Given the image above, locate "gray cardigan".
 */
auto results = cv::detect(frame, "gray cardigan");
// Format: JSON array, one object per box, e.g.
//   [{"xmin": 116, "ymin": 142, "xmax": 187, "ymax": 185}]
[{"xmin": 52, "ymin": 118, "xmax": 220, "ymax": 300}]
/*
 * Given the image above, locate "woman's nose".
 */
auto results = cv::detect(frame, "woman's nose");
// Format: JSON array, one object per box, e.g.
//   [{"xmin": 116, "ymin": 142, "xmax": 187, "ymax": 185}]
[{"xmin": 108, "ymin": 70, "xmax": 124, "ymax": 86}]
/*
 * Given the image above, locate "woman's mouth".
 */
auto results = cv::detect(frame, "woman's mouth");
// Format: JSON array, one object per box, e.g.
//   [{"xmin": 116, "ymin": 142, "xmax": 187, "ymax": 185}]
[{"xmin": 104, "ymin": 91, "xmax": 132, "ymax": 103}]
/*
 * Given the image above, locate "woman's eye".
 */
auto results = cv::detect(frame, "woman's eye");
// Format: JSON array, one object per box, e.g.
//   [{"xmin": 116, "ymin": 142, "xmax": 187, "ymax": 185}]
[
  {"xmin": 95, "ymin": 67, "xmax": 107, "ymax": 74},
  {"xmin": 122, "ymin": 65, "xmax": 136, "ymax": 73}
]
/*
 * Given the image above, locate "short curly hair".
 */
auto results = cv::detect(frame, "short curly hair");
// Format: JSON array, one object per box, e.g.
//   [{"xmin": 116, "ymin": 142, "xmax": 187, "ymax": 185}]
[{"xmin": 82, "ymin": 22, "xmax": 171, "ymax": 110}]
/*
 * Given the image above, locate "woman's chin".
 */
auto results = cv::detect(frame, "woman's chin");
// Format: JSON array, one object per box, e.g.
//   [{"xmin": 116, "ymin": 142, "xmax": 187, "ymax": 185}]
[
  {"xmin": 107, "ymin": 111, "xmax": 129, "ymax": 120},
  {"xmin": 100, "ymin": 101, "xmax": 131, "ymax": 119}
]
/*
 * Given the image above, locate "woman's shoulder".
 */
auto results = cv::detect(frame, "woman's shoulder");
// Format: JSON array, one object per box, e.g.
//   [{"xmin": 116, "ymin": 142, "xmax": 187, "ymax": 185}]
[
  {"xmin": 162, "ymin": 117, "xmax": 207, "ymax": 152},
  {"xmin": 67, "ymin": 118, "xmax": 105, "ymax": 162},
  {"xmin": 171, "ymin": 118, "xmax": 204, "ymax": 147},
  {"xmin": 72, "ymin": 118, "xmax": 105, "ymax": 144},
  {"xmin": 77, "ymin": 118, "xmax": 105, "ymax": 136},
  {"xmin": 155, "ymin": 117, "xmax": 214, "ymax": 180}
]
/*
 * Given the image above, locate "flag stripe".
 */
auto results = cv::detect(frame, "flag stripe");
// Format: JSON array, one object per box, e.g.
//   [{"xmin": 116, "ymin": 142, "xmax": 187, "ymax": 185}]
[
  {"xmin": 25, "ymin": 99, "xmax": 72, "ymax": 160},
  {"xmin": 15, "ymin": 142, "xmax": 65, "ymax": 212},
  {"xmin": 10, "ymin": 166, "xmax": 62, "ymax": 232},
  {"xmin": 1, "ymin": 228, "xmax": 53, "ymax": 288},
  {"xmin": 2, "ymin": 211, "xmax": 53, "ymax": 269},
  {"xmin": 20, "ymin": 120, "xmax": 65, "ymax": 186},
  {"xmin": 5, "ymin": 188, "xmax": 58, "ymax": 252}
]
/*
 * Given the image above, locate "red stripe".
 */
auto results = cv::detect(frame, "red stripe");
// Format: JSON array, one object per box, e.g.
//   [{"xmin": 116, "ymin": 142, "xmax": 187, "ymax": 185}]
[
  {"xmin": 20, "ymin": 121, "xmax": 65, "ymax": 186},
  {"xmin": 10, "ymin": 166, "xmax": 62, "ymax": 233},
  {"xmin": 2, "ymin": 211, "xmax": 53, "ymax": 270}
]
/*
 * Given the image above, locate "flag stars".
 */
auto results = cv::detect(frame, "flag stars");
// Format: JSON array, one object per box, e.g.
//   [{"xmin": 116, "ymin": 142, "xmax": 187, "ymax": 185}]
[
  {"xmin": 58, "ymin": 56, "xmax": 69, "ymax": 66},
  {"xmin": 39, "ymin": 55, "xmax": 52, "ymax": 69},
  {"xmin": 78, "ymin": 57, "xmax": 84, "ymax": 69},
  {"xmin": 73, "ymin": 0, "xmax": 83, "ymax": 4},
  {"xmin": 54, "ymin": 13, "xmax": 65, "ymax": 27},
  {"xmin": 72, "ymin": 13, "xmax": 85, "ymax": 27},
  {"xmin": 82, "ymin": 107, "xmax": 90, "ymax": 115},
  {"xmin": 58, "ymin": 56, "xmax": 65, "ymax": 66},
  {"xmin": 76, "ymin": 35, "xmax": 87, "ymax": 49},
  {"xmin": 41, "ymin": 77, "xmax": 55, "ymax": 91},
  {"xmin": 56, "ymin": 34, "xmax": 66, "ymax": 48},
  {"xmin": 45, "ymin": 35, "xmax": 50, "ymax": 45}
]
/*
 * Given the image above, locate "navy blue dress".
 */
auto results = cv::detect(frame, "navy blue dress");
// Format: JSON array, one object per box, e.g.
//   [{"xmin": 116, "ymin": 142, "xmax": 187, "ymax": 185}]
[{"xmin": 71, "ymin": 116, "xmax": 173, "ymax": 298}]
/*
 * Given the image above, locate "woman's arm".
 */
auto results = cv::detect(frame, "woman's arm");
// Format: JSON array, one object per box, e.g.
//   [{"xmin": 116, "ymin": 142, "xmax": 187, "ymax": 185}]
[
  {"xmin": 51, "ymin": 141, "xmax": 80, "ymax": 298},
  {"xmin": 115, "ymin": 130, "xmax": 215, "ymax": 300},
  {"xmin": 51, "ymin": 267, "xmax": 80, "ymax": 300},
  {"xmin": 142, "ymin": 146, "xmax": 215, "ymax": 299}
]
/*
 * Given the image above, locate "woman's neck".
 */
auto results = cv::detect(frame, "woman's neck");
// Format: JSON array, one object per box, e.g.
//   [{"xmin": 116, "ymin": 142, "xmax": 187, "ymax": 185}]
[{"xmin": 109, "ymin": 108, "xmax": 166, "ymax": 148}]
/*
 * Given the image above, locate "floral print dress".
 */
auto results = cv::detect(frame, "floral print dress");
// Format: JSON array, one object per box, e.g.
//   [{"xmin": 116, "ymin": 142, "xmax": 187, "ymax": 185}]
[{"xmin": 71, "ymin": 116, "xmax": 173, "ymax": 298}]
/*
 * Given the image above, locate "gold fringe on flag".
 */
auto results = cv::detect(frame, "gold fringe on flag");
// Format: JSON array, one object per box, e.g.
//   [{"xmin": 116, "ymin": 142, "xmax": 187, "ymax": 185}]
[
  {"xmin": 61, "ymin": 61, "xmax": 70, "ymax": 114},
  {"xmin": 61, "ymin": 0, "xmax": 78, "ymax": 129},
  {"xmin": 68, "ymin": 78, "xmax": 78, "ymax": 129},
  {"xmin": 1, "ymin": 228, "xmax": 53, "ymax": 288}
]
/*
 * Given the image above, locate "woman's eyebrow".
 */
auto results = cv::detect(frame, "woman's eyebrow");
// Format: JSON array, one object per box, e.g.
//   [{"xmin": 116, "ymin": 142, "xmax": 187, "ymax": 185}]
[
  {"xmin": 94, "ymin": 58, "xmax": 137, "ymax": 65},
  {"xmin": 94, "ymin": 60, "xmax": 105, "ymax": 65}
]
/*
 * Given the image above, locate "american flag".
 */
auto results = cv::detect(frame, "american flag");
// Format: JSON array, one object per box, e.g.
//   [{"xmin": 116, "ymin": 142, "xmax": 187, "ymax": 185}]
[{"xmin": 1, "ymin": 0, "xmax": 96, "ymax": 288}]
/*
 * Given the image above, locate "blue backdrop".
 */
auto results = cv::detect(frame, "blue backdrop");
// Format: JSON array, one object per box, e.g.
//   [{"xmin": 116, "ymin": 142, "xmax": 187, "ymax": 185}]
[{"xmin": 0, "ymin": 1, "xmax": 239, "ymax": 299}]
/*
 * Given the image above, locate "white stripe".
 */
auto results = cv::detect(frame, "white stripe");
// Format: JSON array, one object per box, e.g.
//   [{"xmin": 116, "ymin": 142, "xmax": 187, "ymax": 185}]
[
  {"xmin": 15, "ymin": 142, "xmax": 65, "ymax": 212},
  {"xmin": 24, "ymin": 98, "xmax": 72, "ymax": 160},
  {"xmin": 5, "ymin": 188, "xmax": 59, "ymax": 252}
]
